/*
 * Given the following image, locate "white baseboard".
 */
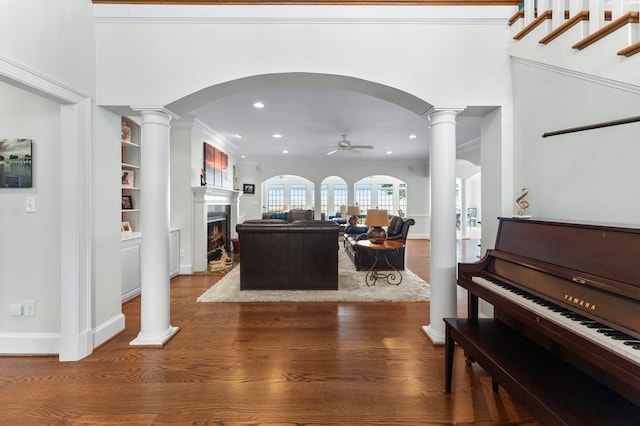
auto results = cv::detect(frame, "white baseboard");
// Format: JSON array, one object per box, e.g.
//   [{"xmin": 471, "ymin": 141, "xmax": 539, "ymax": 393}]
[
  {"xmin": 93, "ymin": 313, "xmax": 125, "ymax": 349},
  {"xmin": 407, "ymin": 233, "xmax": 429, "ymax": 239},
  {"xmin": 179, "ymin": 264, "xmax": 193, "ymax": 275},
  {"xmin": 0, "ymin": 332, "xmax": 60, "ymax": 355}
]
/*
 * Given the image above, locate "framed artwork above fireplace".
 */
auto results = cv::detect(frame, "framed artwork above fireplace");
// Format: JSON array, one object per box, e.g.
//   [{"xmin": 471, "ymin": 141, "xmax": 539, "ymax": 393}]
[{"xmin": 203, "ymin": 142, "xmax": 228, "ymax": 187}]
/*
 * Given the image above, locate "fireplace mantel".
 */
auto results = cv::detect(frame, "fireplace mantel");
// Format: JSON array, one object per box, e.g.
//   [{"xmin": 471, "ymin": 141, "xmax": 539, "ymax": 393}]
[
  {"xmin": 192, "ymin": 186, "xmax": 240, "ymax": 206},
  {"xmin": 192, "ymin": 186, "xmax": 241, "ymax": 272}
]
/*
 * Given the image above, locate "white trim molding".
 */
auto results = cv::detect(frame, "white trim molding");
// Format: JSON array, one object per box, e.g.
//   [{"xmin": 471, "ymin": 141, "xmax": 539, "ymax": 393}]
[
  {"xmin": 93, "ymin": 314, "xmax": 126, "ymax": 349},
  {"xmin": 93, "ymin": 4, "xmax": 517, "ymax": 25},
  {"xmin": 0, "ymin": 54, "xmax": 93, "ymax": 362},
  {"xmin": 0, "ymin": 333, "xmax": 60, "ymax": 355}
]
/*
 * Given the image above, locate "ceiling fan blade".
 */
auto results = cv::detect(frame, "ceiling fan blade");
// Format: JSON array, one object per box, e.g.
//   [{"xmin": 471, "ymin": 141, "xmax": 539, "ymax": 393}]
[
  {"xmin": 350, "ymin": 145, "xmax": 374, "ymax": 149},
  {"xmin": 327, "ymin": 149, "xmax": 338, "ymax": 156}
]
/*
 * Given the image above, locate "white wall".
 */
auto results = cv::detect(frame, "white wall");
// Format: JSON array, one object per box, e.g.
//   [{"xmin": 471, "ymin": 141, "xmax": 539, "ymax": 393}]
[
  {"xmin": 512, "ymin": 62, "xmax": 640, "ymax": 225},
  {"xmin": 92, "ymin": 108, "xmax": 125, "ymax": 329},
  {"xmin": 0, "ymin": 82, "xmax": 61, "ymax": 333},
  {"xmin": 93, "ymin": 7, "xmax": 515, "ymax": 111},
  {"xmin": 0, "ymin": 0, "xmax": 96, "ymax": 97}
]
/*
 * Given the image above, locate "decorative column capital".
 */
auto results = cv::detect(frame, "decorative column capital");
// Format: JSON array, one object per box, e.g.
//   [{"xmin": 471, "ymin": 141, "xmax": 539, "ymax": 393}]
[
  {"xmin": 422, "ymin": 106, "xmax": 466, "ymax": 124},
  {"xmin": 131, "ymin": 106, "xmax": 180, "ymax": 123}
]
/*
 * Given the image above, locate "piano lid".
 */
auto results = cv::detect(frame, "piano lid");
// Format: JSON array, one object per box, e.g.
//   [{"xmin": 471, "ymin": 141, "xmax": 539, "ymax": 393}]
[{"xmin": 493, "ymin": 217, "xmax": 640, "ymax": 301}]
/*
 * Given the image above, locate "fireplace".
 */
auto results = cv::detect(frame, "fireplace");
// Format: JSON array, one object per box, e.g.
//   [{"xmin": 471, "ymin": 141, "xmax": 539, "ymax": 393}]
[
  {"xmin": 207, "ymin": 205, "xmax": 231, "ymax": 272},
  {"xmin": 192, "ymin": 186, "xmax": 240, "ymax": 273}
]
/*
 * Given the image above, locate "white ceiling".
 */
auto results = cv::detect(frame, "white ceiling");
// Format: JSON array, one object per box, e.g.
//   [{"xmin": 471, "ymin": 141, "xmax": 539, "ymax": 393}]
[{"xmin": 184, "ymin": 84, "xmax": 483, "ymax": 165}]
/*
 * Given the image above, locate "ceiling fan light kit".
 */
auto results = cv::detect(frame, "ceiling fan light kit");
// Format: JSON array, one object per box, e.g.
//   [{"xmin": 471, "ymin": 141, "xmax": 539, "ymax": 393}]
[{"xmin": 327, "ymin": 134, "xmax": 374, "ymax": 155}]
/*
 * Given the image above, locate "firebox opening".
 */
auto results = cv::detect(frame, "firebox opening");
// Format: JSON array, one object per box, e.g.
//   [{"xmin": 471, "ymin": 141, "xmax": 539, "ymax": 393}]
[{"xmin": 207, "ymin": 205, "xmax": 232, "ymax": 272}]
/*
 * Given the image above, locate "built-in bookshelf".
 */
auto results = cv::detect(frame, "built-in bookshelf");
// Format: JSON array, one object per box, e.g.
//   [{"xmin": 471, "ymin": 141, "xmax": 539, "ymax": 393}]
[{"xmin": 121, "ymin": 117, "xmax": 141, "ymax": 239}]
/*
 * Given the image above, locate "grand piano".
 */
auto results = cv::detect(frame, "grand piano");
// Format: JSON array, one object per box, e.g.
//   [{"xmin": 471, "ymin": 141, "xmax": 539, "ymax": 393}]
[{"xmin": 446, "ymin": 217, "xmax": 640, "ymax": 424}]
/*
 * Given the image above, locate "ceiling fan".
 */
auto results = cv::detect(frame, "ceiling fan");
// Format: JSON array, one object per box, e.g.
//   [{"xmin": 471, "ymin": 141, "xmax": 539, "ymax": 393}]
[{"xmin": 327, "ymin": 135, "xmax": 374, "ymax": 155}]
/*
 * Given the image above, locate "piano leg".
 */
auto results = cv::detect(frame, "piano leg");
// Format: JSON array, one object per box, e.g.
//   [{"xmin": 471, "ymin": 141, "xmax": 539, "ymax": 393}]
[
  {"xmin": 445, "ymin": 322, "xmax": 454, "ymax": 393},
  {"xmin": 492, "ymin": 379, "xmax": 499, "ymax": 393},
  {"xmin": 468, "ymin": 293, "xmax": 479, "ymax": 319}
]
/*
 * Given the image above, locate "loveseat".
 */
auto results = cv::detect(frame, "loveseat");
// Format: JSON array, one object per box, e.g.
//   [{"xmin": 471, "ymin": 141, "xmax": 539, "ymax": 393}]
[
  {"xmin": 344, "ymin": 215, "xmax": 415, "ymax": 271},
  {"xmin": 261, "ymin": 209, "xmax": 314, "ymax": 222},
  {"xmin": 236, "ymin": 219, "xmax": 339, "ymax": 290}
]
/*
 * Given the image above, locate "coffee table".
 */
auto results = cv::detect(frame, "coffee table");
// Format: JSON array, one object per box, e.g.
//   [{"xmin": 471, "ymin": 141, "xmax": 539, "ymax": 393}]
[{"xmin": 356, "ymin": 239, "xmax": 405, "ymax": 286}]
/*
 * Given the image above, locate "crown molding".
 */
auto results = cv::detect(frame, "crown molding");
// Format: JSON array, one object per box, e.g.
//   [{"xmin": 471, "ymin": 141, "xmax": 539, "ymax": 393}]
[{"xmin": 93, "ymin": 4, "xmax": 517, "ymax": 24}]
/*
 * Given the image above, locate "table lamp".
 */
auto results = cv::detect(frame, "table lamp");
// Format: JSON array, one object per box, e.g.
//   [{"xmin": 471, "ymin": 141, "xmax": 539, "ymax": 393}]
[
  {"xmin": 347, "ymin": 206, "xmax": 360, "ymax": 226},
  {"xmin": 339, "ymin": 205, "xmax": 347, "ymax": 216},
  {"xmin": 365, "ymin": 209, "xmax": 389, "ymax": 244},
  {"xmin": 282, "ymin": 204, "xmax": 289, "ymax": 212}
]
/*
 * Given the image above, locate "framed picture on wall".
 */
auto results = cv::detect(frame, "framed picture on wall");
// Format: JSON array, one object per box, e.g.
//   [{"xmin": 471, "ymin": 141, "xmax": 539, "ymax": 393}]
[
  {"xmin": 214, "ymin": 147, "xmax": 223, "ymax": 186},
  {"xmin": 0, "ymin": 138, "xmax": 33, "ymax": 188},
  {"xmin": 243, "ymin": 183, "xmax": 255, "ymax": 194},
  {"xmin": 203, "ymin": 142, "xmax": 214, "ymax": 186}
]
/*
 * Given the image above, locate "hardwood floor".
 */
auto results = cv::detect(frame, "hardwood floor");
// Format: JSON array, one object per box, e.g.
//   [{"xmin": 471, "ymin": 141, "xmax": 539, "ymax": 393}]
[{"xmin": 0, "ymin": 239, "xmax": 537, "ymax": 425}]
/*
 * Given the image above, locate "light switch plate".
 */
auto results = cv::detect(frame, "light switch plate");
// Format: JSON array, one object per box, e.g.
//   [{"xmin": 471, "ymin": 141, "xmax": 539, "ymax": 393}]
[{"xmin": 25, "ymin": 196, "xmax": 36, "ymax": 213}]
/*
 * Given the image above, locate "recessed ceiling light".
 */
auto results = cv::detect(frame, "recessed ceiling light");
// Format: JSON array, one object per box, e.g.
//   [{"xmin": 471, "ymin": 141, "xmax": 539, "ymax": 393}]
[
  {"xmin": 233, "ymin": 134, "xmax": 242, "ymax": 139},
  {"xmin": 253, "ymin": 102, "xmax": 264, "ymax": 109},
  {"xmin": 282, "ymin": 150, "xmax": 288, "ymax": 154},
  {"xmin": 241, "ymin": 155, "xmax": 246, "ymax": 158},
  {"xmin": 386, "ymin": 151, "xmax": 393, "ymax": 155},
  {"xmin": 272, "ymin": 134, "xmax": 282, "ymax": 138},
  {"xmin": 409, "ymin": 134, "xmax": 417, "ymax": 139}
]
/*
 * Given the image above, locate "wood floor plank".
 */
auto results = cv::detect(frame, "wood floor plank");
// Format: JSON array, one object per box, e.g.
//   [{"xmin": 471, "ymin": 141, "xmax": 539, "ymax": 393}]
[{"xmin": 0, "ymin": 239, "xmax": 537, "ymax": 425}]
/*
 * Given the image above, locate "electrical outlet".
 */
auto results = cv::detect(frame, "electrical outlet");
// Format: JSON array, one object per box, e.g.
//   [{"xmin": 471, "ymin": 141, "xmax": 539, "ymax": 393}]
[
  {"xmin": 179, "ymin": 249, "xmax": 185, "ymax": 258},
  {"xmin": 24, "ymin": 300, "xmax": 35, "ymax": 316}
]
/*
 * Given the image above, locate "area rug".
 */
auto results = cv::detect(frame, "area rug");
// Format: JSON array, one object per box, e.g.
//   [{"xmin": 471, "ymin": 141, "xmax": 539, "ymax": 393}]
[{"xmin": 197, "ymin": 248, "xmax": 430, "ymax": 303}]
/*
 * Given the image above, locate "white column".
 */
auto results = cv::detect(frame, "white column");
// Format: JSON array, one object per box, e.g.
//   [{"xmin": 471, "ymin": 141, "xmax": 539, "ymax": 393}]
[
  {"xmin": 422, "ymin": 107, "xmax": 465, "ymax": 345},
  {"xmin": 130, "ymin": 107, "xmax": 180, "ymax": 347},
  {"xmin": 313, "ymin": 183, "xmax": 322, "ymax": 219},
  {"xmin": 460, "ymin": 178, "xmax": 470, "ymax": 240}
]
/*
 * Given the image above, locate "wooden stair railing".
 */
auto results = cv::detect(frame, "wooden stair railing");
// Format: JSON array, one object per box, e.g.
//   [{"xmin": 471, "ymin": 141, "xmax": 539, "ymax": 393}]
[
  {"xmin": 512, "ymin": 6, "xmax": 639, "ymax": 58},
  {"xmin": 572, "ymin": 11, "xmax": 639, "ymax": 50},
  {"xmin": 538, "ymin": 10, "xmax": 588, "ymax": 44},
  {"xmin": 618, "ymin": 41, "xmax": 640, "ymax": 57},
  {"xmin": 508, "ymin": 9, "xmax": 524, "ymax": 27},
  {"xmin": 512, "ymin": 10, "xmax": 552, "ymax": 40}
]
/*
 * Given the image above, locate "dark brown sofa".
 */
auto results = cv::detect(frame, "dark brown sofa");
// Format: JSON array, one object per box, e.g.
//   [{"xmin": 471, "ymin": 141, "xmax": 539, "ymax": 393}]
[
  {"xmin": 236, "ymin": 220, "xmax": 339, "ymax": 290},
  {"xmin": 344, "ymin": 216, "xmax": 415, "ymax": 271}
]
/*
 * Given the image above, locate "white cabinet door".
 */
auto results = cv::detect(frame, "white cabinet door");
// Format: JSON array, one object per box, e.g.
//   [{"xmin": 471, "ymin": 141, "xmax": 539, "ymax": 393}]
[{"xmin": 121, "ymin": 237, "xmax": 141, "ymax": 302}]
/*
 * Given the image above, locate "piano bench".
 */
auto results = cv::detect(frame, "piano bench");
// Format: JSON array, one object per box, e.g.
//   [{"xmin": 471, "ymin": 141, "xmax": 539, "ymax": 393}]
[{"xmin": 444, "ymin": 318, "xmax": 640, "ymax": 426}]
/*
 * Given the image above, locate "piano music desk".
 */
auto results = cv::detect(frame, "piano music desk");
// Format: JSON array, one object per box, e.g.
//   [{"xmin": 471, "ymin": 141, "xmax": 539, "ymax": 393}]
[{"xmin": 444, "ymin": 318, "xmax": 640, "ymax": 426}]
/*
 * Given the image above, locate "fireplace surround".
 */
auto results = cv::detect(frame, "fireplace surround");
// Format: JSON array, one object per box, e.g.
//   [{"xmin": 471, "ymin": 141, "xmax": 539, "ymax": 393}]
[{"xmin": 192, "ymin": 186, "xmax": 240, "ymax": 272}]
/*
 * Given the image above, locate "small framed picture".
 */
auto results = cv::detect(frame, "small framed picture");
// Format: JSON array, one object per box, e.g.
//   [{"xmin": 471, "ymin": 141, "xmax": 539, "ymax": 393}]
[
  {"xmin": 122, "ymin": 195, "xmax": 133, "ymax": 210},
  {"xmin": 243, "ymin": 183, "xmax": 255, "ymax": 194},
  {"xmin": 121, "ymin": 221, "xmax": 132, "ymax": 233},
  {"xmin": 121, "ymin": 169, "xmax": 134, "ymax": 188}
]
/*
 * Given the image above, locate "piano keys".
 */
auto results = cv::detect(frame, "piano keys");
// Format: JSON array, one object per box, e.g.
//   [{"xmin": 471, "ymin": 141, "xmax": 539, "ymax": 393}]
[{"xmin": 457, "ymin": 217, "xmax": 640, "ymax": 407}]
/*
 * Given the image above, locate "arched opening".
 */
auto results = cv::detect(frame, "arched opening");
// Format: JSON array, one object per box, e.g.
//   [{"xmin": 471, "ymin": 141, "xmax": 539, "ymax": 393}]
[{"xmin": 261, "ymin": 174, "xmax": 315, "ymax": 218}]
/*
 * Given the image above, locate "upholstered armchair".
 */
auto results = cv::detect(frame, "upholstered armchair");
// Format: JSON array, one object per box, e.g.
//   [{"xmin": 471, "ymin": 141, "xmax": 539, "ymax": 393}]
[{"xmin": 386, "ymin": 216, "xmax": 415, "ymax": 243}]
